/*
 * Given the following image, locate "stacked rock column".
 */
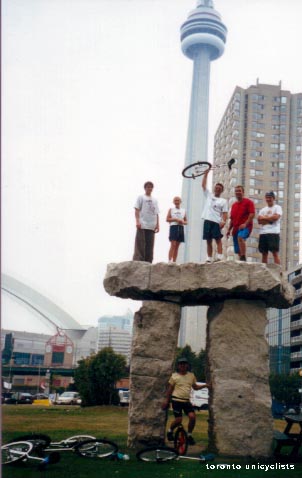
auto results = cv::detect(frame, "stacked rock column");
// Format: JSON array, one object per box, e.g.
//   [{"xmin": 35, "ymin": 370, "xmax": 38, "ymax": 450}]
[
  {"xmin": 206, "ymin": 300, "xmax": 274, "ymax": 457},
  {"xmin": 128, "ymin": 301, "xmax": 181, "ymax": 448}
]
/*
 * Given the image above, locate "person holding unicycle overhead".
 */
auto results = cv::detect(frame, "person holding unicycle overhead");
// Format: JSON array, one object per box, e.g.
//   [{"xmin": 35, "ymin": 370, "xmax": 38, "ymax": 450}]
[{"xmin": 162, "ymin": 357, "xmax": 209, "ymax": 447}]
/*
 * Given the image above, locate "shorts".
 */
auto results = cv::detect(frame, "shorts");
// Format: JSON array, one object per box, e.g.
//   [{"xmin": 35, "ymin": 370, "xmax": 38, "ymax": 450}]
[
  {"xmin": 171, "ymin": 399, "xmax": 194, "ymax": 418},
  {"xmin": 203, "ymin": 220, "xmax": 222, "ymax": 240},
  {"xmin": 169, "ymin": 225, "xmax": 185, "ymax": 243},
  {"xmin": 233, "ymin": 228, "xmax": 250, "ymax": 254},
  {"xmin": 258, "ymin": 233, "xmax": 280, "ymax": 253}
]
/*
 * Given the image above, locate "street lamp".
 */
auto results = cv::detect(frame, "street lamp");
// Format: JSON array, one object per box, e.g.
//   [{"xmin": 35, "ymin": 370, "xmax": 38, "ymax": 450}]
[{"xmin": 45, "ymin": 369, "xmax": 51, "ymax": 395}]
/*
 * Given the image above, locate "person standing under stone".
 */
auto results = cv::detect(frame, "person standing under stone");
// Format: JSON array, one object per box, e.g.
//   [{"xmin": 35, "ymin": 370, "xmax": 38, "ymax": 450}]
[
  {"xmin": 257, "ymin": 191, "xmax": 282, "ymax": 265},
  {"xmin": 201, "ymin": 169, "xmax": 228, "ymax": 262},
  {"xmin": 227, "ymin": 185, "xmax": 255, "ymax": 261},
  {"xmin": 166, "ymin": 197, "xmax": 187, "ymax": 262},
  {"xmin": 133, "ymin": 181, "xmax": 159, "ymax": 263},
  {"xmin": 162, "ymin": 357, "xmax": 209, "ymax": 446}
]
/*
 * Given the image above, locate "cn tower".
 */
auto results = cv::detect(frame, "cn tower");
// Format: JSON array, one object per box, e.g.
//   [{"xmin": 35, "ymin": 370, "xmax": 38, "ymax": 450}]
[{"xmin": 179, "ymin": 0, "xmax": 227, "ymax": 349}]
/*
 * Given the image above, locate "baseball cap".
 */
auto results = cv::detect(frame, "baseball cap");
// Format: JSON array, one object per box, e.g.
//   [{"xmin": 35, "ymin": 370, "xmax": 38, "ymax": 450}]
[
  {"xmin": 177, "ymin": 357, "xmax": 189, "ymax": 364},
  {"xmin": 265, "ymin": 191, "xmax": 275, "ymax": 199}
]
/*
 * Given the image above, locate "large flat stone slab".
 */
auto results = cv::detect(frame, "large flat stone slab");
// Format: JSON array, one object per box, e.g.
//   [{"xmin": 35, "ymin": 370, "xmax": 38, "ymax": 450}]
[{"xmin": 103, "ymin": 261, "xmax": 294, "ymax": 308}]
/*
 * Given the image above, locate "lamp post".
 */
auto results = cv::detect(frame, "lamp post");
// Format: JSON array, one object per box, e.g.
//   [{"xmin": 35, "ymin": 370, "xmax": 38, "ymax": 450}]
[{"xmin": 45, "ymin": 369, "xmax": 51, "ymax": 395}]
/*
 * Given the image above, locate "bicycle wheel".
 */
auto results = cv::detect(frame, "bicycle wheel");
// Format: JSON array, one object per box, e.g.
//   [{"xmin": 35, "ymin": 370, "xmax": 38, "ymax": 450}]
[
  {"xmin": 63, "ymin": 435, "xmax": 96, "ymax": 448},
  {"xmin": 75, "ymin": 439, "xmax": 118, "ymax": 459},
  {"xmin": 2, "ymin": 441, "xmax": 33, "ymax": 465},
  {"xmin": 136, "ymin": 446, "xmax": 178, "ymax": 463},
  {"xmin": 174, "ymin": 427, "xmax": 188, "ymax": 456},
  {"xmin": 182, "ymin": 162, "xmax": 211, "ymax": 179}
]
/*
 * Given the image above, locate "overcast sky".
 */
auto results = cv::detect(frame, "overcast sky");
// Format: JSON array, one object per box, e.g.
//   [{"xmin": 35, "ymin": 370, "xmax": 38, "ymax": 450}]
[{"xmin": 2, "ymin": 0, "xmax": 302, "ymax": 334}]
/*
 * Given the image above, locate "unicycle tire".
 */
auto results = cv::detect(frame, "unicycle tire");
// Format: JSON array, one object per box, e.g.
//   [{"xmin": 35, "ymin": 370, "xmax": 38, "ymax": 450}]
[
  {"xmin": 174, "ymin": 427, "xmax": 188, "ymax": 456},
  {"xmin": 182, "ymin": 162, "xmax": 211, "ymax": 179},
  {"xmin": 136, "ymin": 446, "xmax": 178, "ymax": 463}
]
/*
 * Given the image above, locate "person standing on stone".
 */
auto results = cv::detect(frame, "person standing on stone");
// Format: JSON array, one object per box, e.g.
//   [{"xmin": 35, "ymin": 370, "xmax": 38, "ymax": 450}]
[
  {"xmin": 166, "ymin": 197, "xmax": 187, "ymax": 262},
  {"xmin": 226, "ymin": 185, "xmax": 255, "ymax": 261},
  {"xmin": 161, "ymin": 357, "xmax": 209, "ymax": 446},
  {"xmin": 201, "ymin": 169, "xmax": 228, "ymax": 262},
  {"xmin": 133, "ymin": 181, "xmax": 159, "ymax": 263},
  {"xmin": 257, "ymin": 191, "xmax": 282, "ymax": 265}
]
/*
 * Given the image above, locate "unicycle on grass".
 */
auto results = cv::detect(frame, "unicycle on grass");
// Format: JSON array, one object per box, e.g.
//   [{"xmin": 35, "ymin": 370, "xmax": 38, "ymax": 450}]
[{"xmin": 136, "ymin": 446, "xmax": 178, "ymax": 463}]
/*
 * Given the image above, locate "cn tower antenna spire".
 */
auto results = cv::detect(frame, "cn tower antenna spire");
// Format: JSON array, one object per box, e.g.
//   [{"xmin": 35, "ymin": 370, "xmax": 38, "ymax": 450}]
[{"xmin": 178, "ymin": 0, "xmax": 227, "ymax": 350}]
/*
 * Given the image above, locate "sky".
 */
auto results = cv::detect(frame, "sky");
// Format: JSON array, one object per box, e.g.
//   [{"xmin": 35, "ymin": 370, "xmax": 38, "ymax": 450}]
[{"xmin": 2, "ymin": 0, "xmax": 302, "ymax": 334}]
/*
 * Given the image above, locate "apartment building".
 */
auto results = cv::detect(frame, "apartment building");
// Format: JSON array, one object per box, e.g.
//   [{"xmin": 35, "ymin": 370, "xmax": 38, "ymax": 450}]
[
  {"xmin": 213, "ymin": 82, "xmax": 302, "ymax": 269},
  {"xmin": 267, "ymin": 264, "xmax": 302, "ymax": 374}
]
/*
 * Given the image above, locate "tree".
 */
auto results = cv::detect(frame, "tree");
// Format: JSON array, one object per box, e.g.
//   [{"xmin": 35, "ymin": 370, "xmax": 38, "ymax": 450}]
[
  {"xmin": 2, "ymin": 333, "xmax": 14, "ymax": 365},
  {"xmin": 194, "ymin": 349, "xmax": 207, "ymax": 382},
  {"xmin": 269, "ymin": 372, "xmax": 300, "ymax": 407},
  {"xmin": 74, "ymin": 348, "xmax": 127, "ymax": 406}
]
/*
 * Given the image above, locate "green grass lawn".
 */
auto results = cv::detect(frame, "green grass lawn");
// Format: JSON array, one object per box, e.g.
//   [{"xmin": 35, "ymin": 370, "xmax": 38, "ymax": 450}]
[{"xmin": 2, "ymin": 405, "xmax": 302, "ymax": 478}]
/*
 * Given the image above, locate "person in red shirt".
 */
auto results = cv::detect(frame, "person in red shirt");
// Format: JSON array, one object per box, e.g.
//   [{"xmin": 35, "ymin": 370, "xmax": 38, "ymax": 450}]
[{"xmin": 227, "ymin": 185, "xmax": 255, "ymax": 261}]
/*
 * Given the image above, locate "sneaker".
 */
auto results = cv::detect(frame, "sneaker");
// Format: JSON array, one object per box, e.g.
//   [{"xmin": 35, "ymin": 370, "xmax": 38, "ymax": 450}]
[
  {"xmin": 167, "ymin": 431, "xmax": 174, "ymax": 442},
  {"xmin": 187, "ymin": 435, "xmax": 196, "ymax": 445},
  {"xmin": 206, "ymin": 257, "xmax": 212, "ymax": 263},
  {"xmin": 239, "ymin": 255, "xmax": 246, "ymax": 261}
]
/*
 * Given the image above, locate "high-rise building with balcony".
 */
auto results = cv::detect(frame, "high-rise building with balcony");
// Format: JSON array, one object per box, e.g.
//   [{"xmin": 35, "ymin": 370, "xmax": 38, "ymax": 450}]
[
  {"xmin": 267, "ymin": 264, "xmax": 302, "ymax": 374},
  {"xmin": 288, "ymin": 264, "xmax": 302, "ymax": 373},
  {"xmin": 213, "ymin": 82, "xmax": 302, "ymax": 270}
]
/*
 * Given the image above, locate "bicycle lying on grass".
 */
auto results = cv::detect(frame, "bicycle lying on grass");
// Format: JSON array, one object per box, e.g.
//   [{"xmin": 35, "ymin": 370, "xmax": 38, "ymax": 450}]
[
  {"xmin": 5, "ymin": 433, "xmax": 122, "ymax": 462},
  {"xmin": 2, "ymin": 440, "xmax": 60, "ymax": 470}
]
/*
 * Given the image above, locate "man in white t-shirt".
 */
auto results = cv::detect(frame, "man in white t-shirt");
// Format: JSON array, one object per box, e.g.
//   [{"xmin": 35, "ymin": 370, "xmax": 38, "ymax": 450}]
[
  {"xmin": 257, "ymin": 191, "xmax": 282, "ymax": 265},
  {"xmin": 201, "ymin": 170, "xmax": 228, "ymax": 262},
  {"xmin": 133, "ymin": 181, "xmax": 159, "ymax": 263}
]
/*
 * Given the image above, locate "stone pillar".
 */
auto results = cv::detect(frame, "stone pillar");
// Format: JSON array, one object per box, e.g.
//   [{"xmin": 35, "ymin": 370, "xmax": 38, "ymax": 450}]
[
  {"xmin": 128, "ymin": 301, "xmax": 181, "ymax": 448},
  {"xmin": 104, "ymin": 261, "xmax": 294, "ymax": 456},
  {"xmin": 207, "ymin": 300, "xmax": 274, "ymax": 457}
]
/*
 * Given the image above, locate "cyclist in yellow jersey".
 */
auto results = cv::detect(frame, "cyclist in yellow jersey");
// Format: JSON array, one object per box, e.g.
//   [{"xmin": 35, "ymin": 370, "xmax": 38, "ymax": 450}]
[{"xmin": 162, "ymin": 357, "xmax": 209, "ymax": 445}]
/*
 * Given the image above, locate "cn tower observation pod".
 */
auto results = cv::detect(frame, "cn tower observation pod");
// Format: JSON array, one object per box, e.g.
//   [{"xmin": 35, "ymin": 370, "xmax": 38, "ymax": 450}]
[{"xmin": 181, "ymin": 0, "xmax": 227, "ymax": 60}]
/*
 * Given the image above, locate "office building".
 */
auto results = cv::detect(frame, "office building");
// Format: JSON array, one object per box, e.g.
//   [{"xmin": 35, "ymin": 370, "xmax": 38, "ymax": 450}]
[
  {"xmin": 97, "ymin": 327, "xmax": 132, "ymax": 364},
  {"xmin": 98, "ymin": 310, "xmax": 133, "ymax": 334},
  {"xmin": 1, "ymin": 327, "xmax": 97, "ymax": 392},
  {"xmin": 97, "ymin": 311, "xmax": 133, "ymax": 362},
  {"xmin": 213, "ymin": 82, "xmax": 302, "ymax": 269}
]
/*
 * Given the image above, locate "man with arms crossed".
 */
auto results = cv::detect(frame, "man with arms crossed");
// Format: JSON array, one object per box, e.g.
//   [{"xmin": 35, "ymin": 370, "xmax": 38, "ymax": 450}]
[
  {"xmin": 162, "ymin": 357, "xmax": 209, "ymax": 446},
  {"xmin": 133, "ymin": 181, "xmax": 159, "ymax": 263},
  {"xmin": 257, "ymin": 191, "xmax": 282, "ymax": 265},
  {"xmin": 201, "ymin": 169, "xmax": 228, "ymax": 262},
  {"xmin": 227, "ymin": 185, "xmax": 255, "ymax": 261}
]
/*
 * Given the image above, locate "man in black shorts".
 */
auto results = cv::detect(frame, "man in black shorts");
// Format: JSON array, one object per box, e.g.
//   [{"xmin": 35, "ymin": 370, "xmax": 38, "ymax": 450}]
[
  {"xmin": 257, "ymin": 191, "xmax": 282, "ymax": 264},
  {"xmin": 201, "ymin": 169, "xmax": 228, "ymax": 262},
  {"xmin": 161, "ymin": 357, "xmax": 209, "ymax": 445}
]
